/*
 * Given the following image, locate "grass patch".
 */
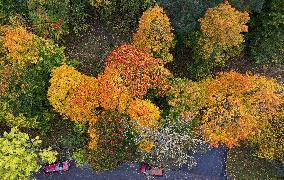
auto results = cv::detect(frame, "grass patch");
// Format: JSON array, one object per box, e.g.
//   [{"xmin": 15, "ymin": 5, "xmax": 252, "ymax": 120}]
[{"xmin": 226, "ymin": 147, "xmax": 284, "ymax": 179}]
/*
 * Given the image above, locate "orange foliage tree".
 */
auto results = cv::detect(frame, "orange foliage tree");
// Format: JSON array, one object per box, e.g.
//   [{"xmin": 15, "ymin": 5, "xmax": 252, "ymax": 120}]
[
  {"xmin": 104, "ymin": 44, "xmax": 172, "ymax": 98},
  {"xmin": 197, "ymin": 2, "xmax": 250, "ymax": 63},
  {"xmin": 133, "ymin": 5, "xmax": 175, "ymax": 64},
  {"xmin": 97, "ymin": 68, "xmax": 132, "ymax": 113},
  {"xmin": 65, "ymin": 76, "xmax": 99, "ymax": 123},
  {"xmin": 199, "ymin": 71, "xmax": 283, "ymax": 148}
]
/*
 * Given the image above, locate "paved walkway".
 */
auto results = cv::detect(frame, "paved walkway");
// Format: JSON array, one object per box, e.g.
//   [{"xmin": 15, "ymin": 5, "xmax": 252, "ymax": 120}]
[{"xmin": 34, "ymin": 146, "xmax": 228, "ymax": 180}]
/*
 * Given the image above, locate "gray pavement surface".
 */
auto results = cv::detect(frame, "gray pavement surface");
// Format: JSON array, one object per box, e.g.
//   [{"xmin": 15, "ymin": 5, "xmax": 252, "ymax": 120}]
[{"xmin": 34, "ymin": 146, "xmax": 228, "ymax": 180}]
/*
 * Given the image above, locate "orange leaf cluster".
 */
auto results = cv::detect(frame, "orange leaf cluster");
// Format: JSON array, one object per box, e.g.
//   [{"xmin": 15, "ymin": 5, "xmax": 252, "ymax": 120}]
[
  {"xmin": 104, "ymin": 44, "xmax": 172, "ymax": 98},
  {"xmin": 66, "ymin": 76, "xmax": 100, "ymax": 123},
  {"xmin": 198, "ymin": 2, "xmax": 250, "ymax": 62},
  {"xmin": 97, "ymin": 68, "xmax": 132, "ymax": 113},
  {"xmin": 133, "ymin": 5, "xmax": 175, "ymax": 64},
  {"xmin": 199, "ymin": 71, "xmax": 283, "ymax": 148}
]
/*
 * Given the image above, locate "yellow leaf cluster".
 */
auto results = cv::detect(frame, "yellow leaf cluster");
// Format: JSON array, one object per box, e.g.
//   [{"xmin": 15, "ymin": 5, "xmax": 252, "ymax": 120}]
[
  {"xmin": 47, "ymin": 64, "xmax": 83, "ymax": 117},
  {"xmin": 3, "ymin": 26, "xmax": 40, "ymax": 66},
  {"xmin": 127, "ymin": 99, "xmax": 161, "ymax": 130},
  {"xmin": 133, "ymin": 5, "xmax": 175, "ymax": 64},
  {"xmin": 198, "ymin": 2, "xmax": 250, "ymax": 62},
  {"xmin": 87, "ymin": 126, "xmax": 99, "ymax": 150},
  {"xmin": 138, "ymin": 138, "xmax": 155, "ymax": 153},
  {"xmin": 199, "ymin": 71, "xmax": 283, "ymax": 148}
]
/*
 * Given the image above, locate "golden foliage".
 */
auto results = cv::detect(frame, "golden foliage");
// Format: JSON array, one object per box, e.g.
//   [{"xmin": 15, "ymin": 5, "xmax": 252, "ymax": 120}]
[
  {"xmin": 47, "ymin": 64, "xmax": 83, "ymax": 117},
  {"xmin": 198, "ymin": 2, "xmax": 250, "ymax": 62},
  {"xmin": 199, "ymin": 71, "xmax": 283, "ymax": 148},
  {"xmin": 97, "ymin": 68, "xmax": 132, "ymax": 113},
  {"xmin": 3, "ymin": 26, "xmax": 39, "ymax": 66},
  {"xmin": 127, "ymin": 99, "xmax": 161, "ymax": 130},
  {"xmin": 87, "ymin": 126, "xmax": 99, "ymax": 150},
  {"xmin": 133, "ymin": 5, "xmax": 175, "ymax": 64},
  {"xmin": 138, "ymin": 138, "xmax": 155, "ymax": 153}
]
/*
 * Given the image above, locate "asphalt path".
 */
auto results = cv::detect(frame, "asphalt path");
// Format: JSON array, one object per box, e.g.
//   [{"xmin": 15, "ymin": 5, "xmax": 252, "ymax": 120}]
[{"xmin": 34, "ymin": 146, "xmax": 228, "ymax": 180}]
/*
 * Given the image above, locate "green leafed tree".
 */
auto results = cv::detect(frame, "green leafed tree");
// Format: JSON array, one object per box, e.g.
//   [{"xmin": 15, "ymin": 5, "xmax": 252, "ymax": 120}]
[{"xmin": 0, "ymin": 127, "xmax": 57, "ymax": 180}]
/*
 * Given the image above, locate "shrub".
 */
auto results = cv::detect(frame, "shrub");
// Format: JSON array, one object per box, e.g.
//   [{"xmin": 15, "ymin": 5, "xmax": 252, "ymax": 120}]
[
  {"xmin": 0, "ymin": 127, "xmax": 57, "ymax": 180},
  {"xmin": 72, "ymin": 148, "xmax": 88, "ymax": 168},
  {"xmin": 143, "ymin": 115, "xmax": 205, "ymax": 169},
  {"xmin": 3, "ymin": 26, "xmax": 39, "ymax": 66},
  {"xmin": 2, "ymin": 26, "xmax": 67, "ymax": 132},
  {"xmin": 0, "ymin": 101, "xmax": 38, "ymax": 128},
  {"xmin": 86, "ymin": 111, "xmax": 137, "ymax": 171},
  {"xmin": 248, "ymin": 0, "xmax": 284, "ymax": 64},
  {"xmin": 89, "ymin": 0, "xmax": 154, "ymax": 27},
  {"xmin": 190, "ymin": 2, "xmax": 250, "ymax": 64},
  {"xmin": 127, "ymin": 99, "xmax": 161, "ymax": 130},
  {"xmin": 1, "ymin": 0, "xmax": 29, "ymax": 24},
  {"xmin": 199, "ymin": 71, "xmax": 283, "ymax": 148},
  {"xmin": 133, "ymin": 5, "xmax": 175, "ymax": 64},
  {"xmin": 62, "ymin": 121, "xmax": 88, "ymax": 152},
  {"xmin": 104, "ymin": 44, "xmax": 172, "ymax": 98}
]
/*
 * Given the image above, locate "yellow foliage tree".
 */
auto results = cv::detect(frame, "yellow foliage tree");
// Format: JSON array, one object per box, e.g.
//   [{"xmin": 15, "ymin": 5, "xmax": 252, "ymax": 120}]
[
  {"xmin": 133, "ymin": 5, "xmax": 175, "ymax": 64},
  {"xmin": 3, "ymin": 26, "xmax": 40, "ymax": 66},
  {"xmin": 127, "ymin": 99, "xmax": 161, "ymax": 130},
  {"xmin": 198, "ymin": 2, "xmax": 250, "ymax": 63},
  {"xmin": 199, "ymin": 71, "xmax": 283, "ymax": 148},
  {"xmin": 47, "ymin": 64, "xmax": 83, "ymax": 117}
]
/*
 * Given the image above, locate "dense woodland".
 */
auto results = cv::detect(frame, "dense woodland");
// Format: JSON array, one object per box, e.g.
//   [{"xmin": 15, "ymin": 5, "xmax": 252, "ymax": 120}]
[{"xmin": 0, "ymin": 0, "xmax": 283, "ymax": 179}]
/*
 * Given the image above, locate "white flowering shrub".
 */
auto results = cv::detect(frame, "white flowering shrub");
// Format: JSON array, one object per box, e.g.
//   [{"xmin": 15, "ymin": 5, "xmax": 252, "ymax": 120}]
[{"xmin": 142, "ymin": 115, "xmax": 206, "ymax": 170}]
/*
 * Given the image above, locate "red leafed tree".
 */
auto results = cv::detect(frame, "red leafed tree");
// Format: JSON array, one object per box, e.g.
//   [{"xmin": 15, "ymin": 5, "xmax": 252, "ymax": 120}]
[{"xmin": 104, "ymin": 44, "xmax": 172, "ymax": 98}]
